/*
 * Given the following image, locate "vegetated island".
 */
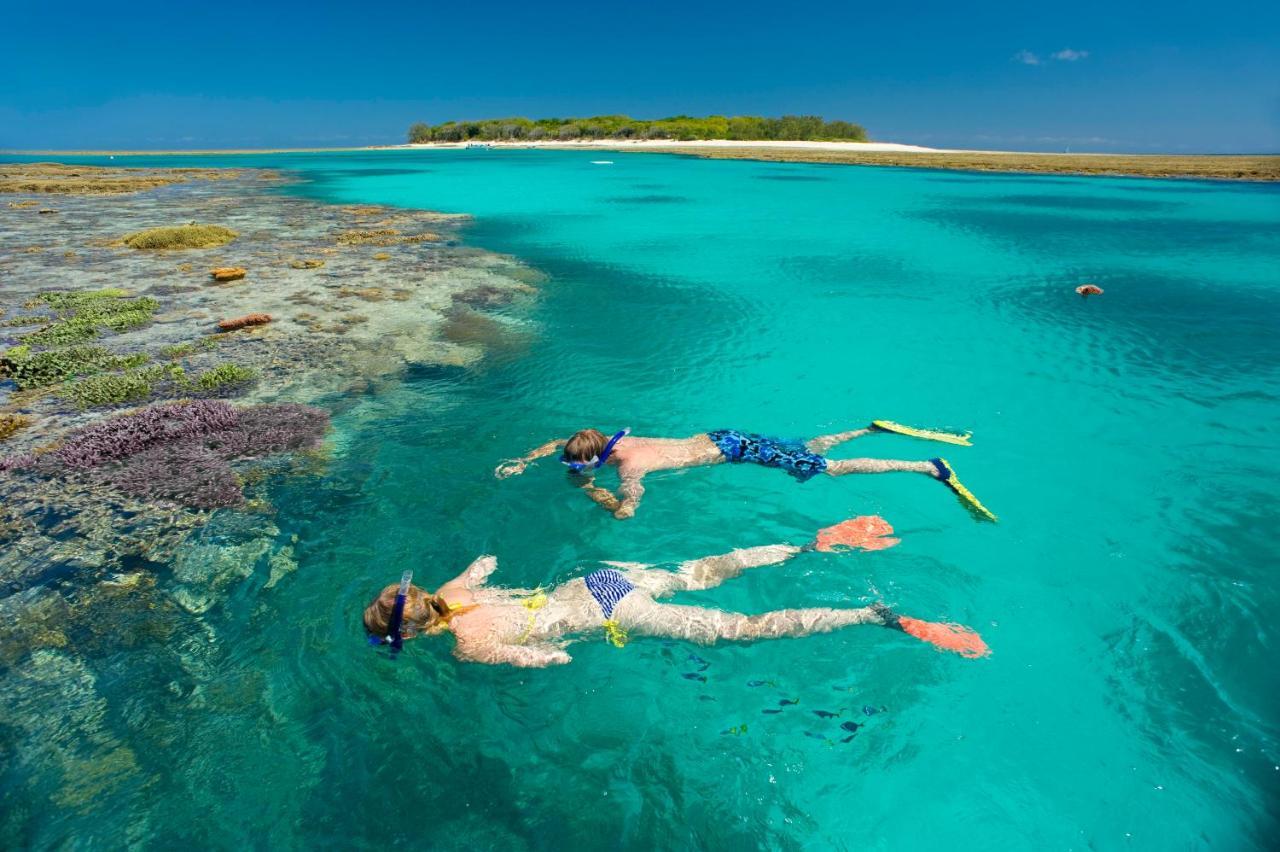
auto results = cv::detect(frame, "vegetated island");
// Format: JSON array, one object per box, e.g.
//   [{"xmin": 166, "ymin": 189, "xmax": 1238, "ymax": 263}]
[
  {"xmin": 403, "ymin": 115, "xmax": 1279, "ymax": 181},
  {"xmin": 408, "ymin": 114, "xmax": 868, "ymax": 143}
]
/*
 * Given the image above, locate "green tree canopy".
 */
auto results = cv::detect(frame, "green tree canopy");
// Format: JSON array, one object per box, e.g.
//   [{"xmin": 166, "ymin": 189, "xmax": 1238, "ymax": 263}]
[{"xmin": 406, "ymin": 115, "xmax": 868, "ymax": 143}]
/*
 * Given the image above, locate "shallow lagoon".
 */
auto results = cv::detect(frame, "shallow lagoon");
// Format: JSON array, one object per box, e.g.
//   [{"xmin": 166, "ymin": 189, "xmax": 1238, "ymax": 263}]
[{"xmin": 2, "ymin": 150, "xmax": 1278, "ymax": 848}]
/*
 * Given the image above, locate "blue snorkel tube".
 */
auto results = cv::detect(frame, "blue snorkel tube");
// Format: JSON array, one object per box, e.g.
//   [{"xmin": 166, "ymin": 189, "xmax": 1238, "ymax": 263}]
[
  {"xmin": 562, "ymin": 428, "xmax": 630, "ymax": 473},
  {"xmin": 369, "ymin": 570, "xmax": 413, "ymax": 658}
]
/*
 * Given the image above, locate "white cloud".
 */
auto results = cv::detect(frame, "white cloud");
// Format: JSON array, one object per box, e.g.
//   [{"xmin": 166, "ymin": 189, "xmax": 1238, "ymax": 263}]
[
  {"xmin": 1013, "ymin": 50, "xmax": 1042, "ymax": 65},
  {"xmin": 1052, "ymin": 48, "xmax": 1089, "ymax": 61}
]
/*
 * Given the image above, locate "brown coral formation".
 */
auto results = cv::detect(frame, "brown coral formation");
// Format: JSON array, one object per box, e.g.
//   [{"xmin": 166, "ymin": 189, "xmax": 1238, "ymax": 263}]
[
  {"xmin": 338, "ymin": 287, "xmax": 385, "ymax": 302},
  {"xmin": 0, "ymin": 414, "xmax": 32, "ymax": 442},
  {"xmin": 334, "ymin": 228, "xmax": 442, "ymax": 246},
  {"xmin": 217, "ymin": 313, "xmax": 272, "ymax": 331},
  {"xmin": 289, "ymin": 258, "xmax": 325, "ymax": 269},
  {"xmin": 123, "ymin": 224, "xmax": 237, "ymax": 250},
  {"xmin": 210, "ymin": 267, "xmax": 247, "ymax": 282}
]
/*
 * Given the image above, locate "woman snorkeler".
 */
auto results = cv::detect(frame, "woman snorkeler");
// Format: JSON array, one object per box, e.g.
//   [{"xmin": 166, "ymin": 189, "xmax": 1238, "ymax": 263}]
[{"xmin": 364, "ymin": 516, "xmax": 989, "ymax": 667}]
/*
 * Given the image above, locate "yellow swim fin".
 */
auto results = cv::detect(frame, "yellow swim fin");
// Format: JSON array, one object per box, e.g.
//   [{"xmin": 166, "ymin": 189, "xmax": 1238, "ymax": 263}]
[
  {"xmin": 872, "ymin": 420, "xmax": 973, "ymax": 446},
  {"xmin": 930, "ymin": 458, "xmax": 997, "ymax": 522}
]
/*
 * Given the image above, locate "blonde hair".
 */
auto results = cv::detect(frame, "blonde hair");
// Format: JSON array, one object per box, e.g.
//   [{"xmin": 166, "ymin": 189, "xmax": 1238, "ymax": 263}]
[
  {"xmin": 363, "ymin": 583, "xmax": 447, "ymax": 640},
  {"xmin": 563, "ymin": 428, "xmax": 607, "ymax": 464}
]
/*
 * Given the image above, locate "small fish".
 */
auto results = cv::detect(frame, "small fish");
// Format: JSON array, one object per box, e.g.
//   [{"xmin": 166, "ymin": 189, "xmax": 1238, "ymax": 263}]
[
  {"xmin": 861, "ymin": 705, "xmax": 881, "ymax": 716},
  {"xmin": 840, "ymin": 735, "xmax": 856, "ymax": 744},
  {"xmin": 698, "ymin": 694, "xmax": 717, "ymax": 702},
  {"xmin": 682, "ymin": 672, "xmax": 707, "ymax": 682},
  {"xmin": 723, "ymin": 724, "xmax": 748, "ymax": 736},
  {"xmin": 803, "ymin": 731, "xmax": 828, "ymax": 741},
  {"xmin": 762, "ymin": 709, "xmax": 782, "ymax": 715},
  {"xmin": 812, "ymin": 710, "xmax": 841, "ymax": 719},
  {"xmin": 687, "ymin": 653, "xmax": 708, "ymax": 666},
  {"xmin": 778, "ymin": 697, "xmax": 799, "ymax": 706},
  {"xmin": 832, "ymin": 684, "xmax": 857, "ymax": 692},
  {"xmin": 746, "ymin": 680, "xmax": 774, "ymax": 688},
  {"xmin": 840, "ymin": 721, "xmax": 862, "ymax": 733}
]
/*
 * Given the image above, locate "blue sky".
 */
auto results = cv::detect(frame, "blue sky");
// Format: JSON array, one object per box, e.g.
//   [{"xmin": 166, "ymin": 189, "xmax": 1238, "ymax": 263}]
[{"xmin": 2, "ymin": 0, "xmax": 1276, "ymax": 152}]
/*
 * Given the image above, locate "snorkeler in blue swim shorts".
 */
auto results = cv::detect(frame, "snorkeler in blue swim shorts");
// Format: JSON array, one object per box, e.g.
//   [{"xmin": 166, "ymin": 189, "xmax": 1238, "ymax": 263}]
[{"xmin": 495, "ymin": 421, "xmax": 996, "ymax": 522}]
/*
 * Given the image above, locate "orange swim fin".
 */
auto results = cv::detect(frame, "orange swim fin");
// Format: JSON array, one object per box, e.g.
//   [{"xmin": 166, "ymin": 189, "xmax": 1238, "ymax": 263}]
[
  {"xmin": 814, "ymin": 516, "xmax": 901, "ymax": 552},
  {"xmin": 899, "ymin": 616, "xmax": 990, "ymax": 658}
]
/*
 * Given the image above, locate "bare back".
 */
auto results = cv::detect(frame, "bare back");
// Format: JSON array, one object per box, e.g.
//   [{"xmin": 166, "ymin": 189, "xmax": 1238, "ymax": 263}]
[
  {"xmin": 609, "ymin": 434, "xmax": 723, "ymax": 476},
  {"xmin": 438, "ymin": 576, "xmax": 605, "ymax": 664}
]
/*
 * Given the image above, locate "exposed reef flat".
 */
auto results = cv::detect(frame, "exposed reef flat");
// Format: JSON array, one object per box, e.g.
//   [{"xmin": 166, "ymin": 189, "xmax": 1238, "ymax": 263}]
[
  {"xmin": 629, "ymin": 146, "xmax": 1280, "ymax": 181},
  {"xmin": 0, "ymin": 163, "xmax": 538, "ymax": 659},
  {"xmin": 0, "ymin": 162, "xmax": 247, "ymax": 195}
]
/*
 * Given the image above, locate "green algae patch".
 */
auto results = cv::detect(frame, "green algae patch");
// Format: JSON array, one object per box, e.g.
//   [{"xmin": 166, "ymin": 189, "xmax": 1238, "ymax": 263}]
[
  {"xmin": 0, "ymin": 346, "xmax": 149, "ymax": 390},
  {"xmin": 63, "ymin": 371, "xmax": 154, "ymax": 407},
  {"xmin": 122, "ymin": 224, "xmax": 237, "ymax": 250},
  {"xmin": 193, "ymin": 363, "xmax": 257, "ymax": 392},
  {"xmin": 22, "ymin": 291, "xmax": 158, "ymax": 347},
  {"xmin": 160, "ymin": 342, "xmax": 195, "ymax": 359}
]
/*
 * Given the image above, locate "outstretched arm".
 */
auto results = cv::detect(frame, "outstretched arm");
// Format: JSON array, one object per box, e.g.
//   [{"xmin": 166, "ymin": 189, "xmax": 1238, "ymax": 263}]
[
  {"xmin": 456, "ymin": 641, "xmax": 573, "ymax": 668},
  {"xmin": 578, "ymin": 479, "xmax": 622, "ymax": 514},
  {"xmin": 460, "ymin": 555, "xmax": 499, "ymax": 590},
  {"xmin": 495, "ymin": 439, "xmax": 566, "ymax": 479},
  {"xmin": 613, "ymin": 474, "xmax": 646, "ymax": 520}
]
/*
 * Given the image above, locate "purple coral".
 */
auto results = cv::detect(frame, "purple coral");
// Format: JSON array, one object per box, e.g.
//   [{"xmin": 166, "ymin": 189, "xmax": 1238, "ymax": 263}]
[
  {"xmin": 0, "ymin": 452, "xmax": 36, "ymax": 472},
  {"xmin": 99, "ymin": 442, "xmax": 245, "ymax": 508},
  {"xmin": 0, "ymin": 400, "xmax": 328, "ymax": 509},
  {"xmin": 54, "ymin": 399, "xmax": 240, "ymax": 469}
]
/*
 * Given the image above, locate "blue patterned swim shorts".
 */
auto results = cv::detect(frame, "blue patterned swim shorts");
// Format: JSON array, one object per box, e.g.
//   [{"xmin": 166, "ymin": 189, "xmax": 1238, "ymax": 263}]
[{"xmin": 707, "ymin": 429, "xmax": 828, "ymax": 482}]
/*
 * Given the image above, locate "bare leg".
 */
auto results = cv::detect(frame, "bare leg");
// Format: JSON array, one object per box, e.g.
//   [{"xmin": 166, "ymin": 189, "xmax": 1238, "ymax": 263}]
[
  {"xmin": 617, "ymin": 598, "xmax": 893, "ymax": 645},
  {"xmin": 806, "ymin": 427, "xmax": 876, "ymax": 454},
  {"xmin": 825, "ymin": 458, "xmax": 937, "ymax": 477},
  {"xmin": 621, "ymin": 544, "xmax": 805, "ymax": 598}
]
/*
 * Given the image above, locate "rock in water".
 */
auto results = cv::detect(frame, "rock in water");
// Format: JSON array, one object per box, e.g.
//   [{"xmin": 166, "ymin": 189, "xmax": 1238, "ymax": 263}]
[
  {"xmin": 210, "ymin": 267, "xmax": 247, "ymax": 282},
  {"xmin": 217, "ymin": 313, "xmax": 271, "ymax": 331}
]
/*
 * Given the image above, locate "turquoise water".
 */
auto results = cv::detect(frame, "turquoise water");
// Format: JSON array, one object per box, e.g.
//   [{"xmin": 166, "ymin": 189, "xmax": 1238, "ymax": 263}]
[{"xmin": 5, "ymin": 150, "xmax": 1280, "ymax": 848}]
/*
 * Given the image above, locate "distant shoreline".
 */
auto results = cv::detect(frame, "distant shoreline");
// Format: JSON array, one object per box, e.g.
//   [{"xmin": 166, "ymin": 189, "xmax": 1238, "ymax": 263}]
[{"xmin": 2, "ymin": 140, "xmax": 1276, "ymax": 181}]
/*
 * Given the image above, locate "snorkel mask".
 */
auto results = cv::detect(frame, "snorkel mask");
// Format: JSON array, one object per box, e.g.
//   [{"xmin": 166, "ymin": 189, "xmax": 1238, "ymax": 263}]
[
  {"xmin": 562, "ymin": 428, "xmax": 630, "ymax": 473},
  {"xmin": 369, "ymin": 570, "xmax": 413, "ymax": 657}
]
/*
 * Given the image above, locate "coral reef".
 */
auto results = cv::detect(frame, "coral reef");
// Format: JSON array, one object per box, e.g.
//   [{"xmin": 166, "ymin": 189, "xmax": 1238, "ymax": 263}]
[
  {"xmin": 1, "ymin": 163, "xmax": 537, "ymax": 670},
  {"xmin": 210, "ymin": 267, "xmax": 247, "ymax": 281},
  {"xmin": 3, "ymin": 400, "xmax": 328, "ymax": 509},
  {"xmin": 288, "ymin": 258, "xmax": 325, "ymax": 269},
  {"xmin": 122, "ymin": 224, "xmax": 237, "ymax": 250},
  {"xmin": 217, "ymin": 313, "xmax": 272, "ymax": 331}
]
